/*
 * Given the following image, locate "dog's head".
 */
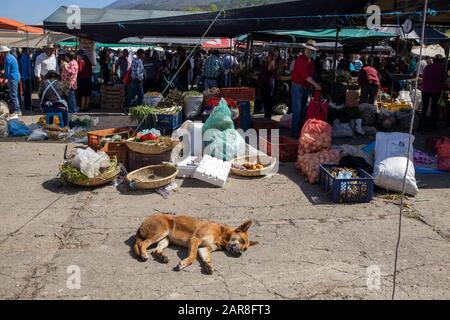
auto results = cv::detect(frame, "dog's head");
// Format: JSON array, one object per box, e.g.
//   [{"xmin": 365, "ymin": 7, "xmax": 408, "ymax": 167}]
[{"xmin": 225, "ymin": 220, "xmax": 259, "ymax": 256}]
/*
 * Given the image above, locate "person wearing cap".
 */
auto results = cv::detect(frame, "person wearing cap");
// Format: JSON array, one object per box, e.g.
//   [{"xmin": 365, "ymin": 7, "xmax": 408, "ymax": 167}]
[
  {"xmin": 421, "ymin": 54, "xmax": 447, "ymax": 131},
  {"xmin": 38, "ymin": 70, "xmax": 69, "ymax": 127},
  {"xmin": 203, "ymin": 50, "xmax": 224, "ymax": 90},
  {"xmin": 35, "ymin": 45, "xmax": 59, "ymax": 83},
  {"xmin": 0, "ymin": 45, "xmax": 21, "ymax": 115},
  {"xmin": 128, "ymin": 49, "xmax": 145, "ymax": 107},
  {"xmin": 291, "ymin": 40, "xmax": 321, "ymax": 137}
]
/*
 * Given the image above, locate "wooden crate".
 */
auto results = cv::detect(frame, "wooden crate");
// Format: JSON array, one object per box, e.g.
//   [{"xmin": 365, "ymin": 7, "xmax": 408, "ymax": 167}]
[{"xmin": 101, "ymin": 84, "xmax": 125, "ymax": 109}]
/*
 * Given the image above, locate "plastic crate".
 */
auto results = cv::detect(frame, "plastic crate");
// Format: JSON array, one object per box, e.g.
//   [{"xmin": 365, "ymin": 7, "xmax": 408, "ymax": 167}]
[
  {"xmin": 319, "ymin": 164, "xmax": 374, "ymax": 203},
  {"xmin": 87, "ymin": 127, "xmax": 133, "ymax": 150},
  {"xmin": 127, "ymin": 150, "xmax": 173, "ymax": 172},
  {"xmin": 101, "ymin": 142, "xmax": 128, "ymax": 169},
  {"xmin": 259, "ymin": 135, "xmax": 298, "ymax": 162},
  {"xmin": 155, "ymin": 111, "xmax": 183, "ymax": 130}
]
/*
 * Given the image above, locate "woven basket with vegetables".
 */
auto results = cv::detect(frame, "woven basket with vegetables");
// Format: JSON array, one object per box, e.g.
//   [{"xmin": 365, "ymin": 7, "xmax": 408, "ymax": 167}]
[
  {"xmin": 60, "ymin": 157, "xmax": 119, "ymax": 187},
  {"xmin": 126, "ymin": 136, "xmax": 178, "ymax": 155}
]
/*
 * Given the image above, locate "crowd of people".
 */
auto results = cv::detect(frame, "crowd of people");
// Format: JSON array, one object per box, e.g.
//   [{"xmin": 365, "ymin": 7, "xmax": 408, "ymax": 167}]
[
  {"xmin": 253, "ymin": 40, "xmax": 449, "ymax": 135},
  {"xmin": 0, "ymin": 44, "xmax": 242, "ymax": 117}
]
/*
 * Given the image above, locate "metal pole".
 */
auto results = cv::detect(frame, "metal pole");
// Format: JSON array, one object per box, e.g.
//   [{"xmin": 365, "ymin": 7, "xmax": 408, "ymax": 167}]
[
  {"xmin": 245, "ymin": 33, "xmax": 251, "ymax": 68},
  {"xmin": 391, "ymin": 0, "xmax": 429, "ymax": 301},
  {"xmin": 371, "ymin": 42, "xmax": 375, "ymax": 65},
  {"xmin": 333, "ymin": 26, "xmax": 340, "ymax": 71}
]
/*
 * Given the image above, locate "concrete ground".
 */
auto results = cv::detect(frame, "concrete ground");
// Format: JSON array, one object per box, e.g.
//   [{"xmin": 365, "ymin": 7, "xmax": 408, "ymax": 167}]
[{"xmin": 0, "ymin": 113, "xmax": 449, "ymax": 300}]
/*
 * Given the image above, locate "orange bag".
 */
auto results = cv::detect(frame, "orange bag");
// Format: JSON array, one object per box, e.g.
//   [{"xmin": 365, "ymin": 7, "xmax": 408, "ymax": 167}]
[{"xmin": 299, "ymin": 119, "xmax": 332, "ymax": 154}]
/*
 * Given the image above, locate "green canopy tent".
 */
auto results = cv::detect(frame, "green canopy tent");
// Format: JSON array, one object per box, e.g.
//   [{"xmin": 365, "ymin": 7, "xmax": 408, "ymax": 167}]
[{"xmin": 238, "ymin": 28, "xmax": 395, "ymax": 44}]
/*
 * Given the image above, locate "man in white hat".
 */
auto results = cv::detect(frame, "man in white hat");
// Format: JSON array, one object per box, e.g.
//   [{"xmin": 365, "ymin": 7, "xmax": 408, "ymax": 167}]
[
  {"xmin": 290, "ymin": 39, "xmax": 321, "ymax": 137},
  {"xmin": 34, "ymin": 44, "xmax": 59, "ymax": 84},
  {"xmin": 0, "ymin": 45, "xmax": 22, "ymax": 115}
]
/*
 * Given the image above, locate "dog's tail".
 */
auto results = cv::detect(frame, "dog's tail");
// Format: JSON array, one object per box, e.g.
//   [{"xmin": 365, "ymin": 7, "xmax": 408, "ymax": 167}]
[{"xmin": 134, "ymin": 231, "xmax": 143, "ymax": 258}]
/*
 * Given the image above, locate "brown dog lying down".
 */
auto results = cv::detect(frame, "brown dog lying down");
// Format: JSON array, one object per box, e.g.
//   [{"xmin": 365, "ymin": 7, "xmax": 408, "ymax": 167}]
[{"xmin": 134, "ymin": 214, "xmax": 258, "ymax": 274}]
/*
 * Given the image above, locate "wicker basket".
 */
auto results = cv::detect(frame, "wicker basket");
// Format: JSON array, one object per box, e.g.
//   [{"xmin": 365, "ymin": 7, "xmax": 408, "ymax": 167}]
[
  {"xmin": 59, "ymin": 159, "xmax": 120, "ymax": 187},
  {"xmin": 126, "ymin": 163, "xmax": 178, "ymax": 190},
  {"xmin": 230, "ymin": 155, "xmax": 276, "ymax": 177},
  {"xmin": 126, "ymin": 137, "xmax": 178, "ymax": 155}
]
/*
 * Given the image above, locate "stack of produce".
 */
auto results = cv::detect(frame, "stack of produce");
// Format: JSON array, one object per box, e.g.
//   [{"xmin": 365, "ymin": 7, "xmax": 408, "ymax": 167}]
[{"xmin": 296, "ymin": 119, "xmax": 341, "ymax": 183}]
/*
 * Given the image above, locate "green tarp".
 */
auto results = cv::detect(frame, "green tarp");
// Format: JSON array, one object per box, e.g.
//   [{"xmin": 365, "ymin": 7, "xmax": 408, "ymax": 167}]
[{"xmin": 239, "ymin": 28, "xmax": 396, "ymax": 44}]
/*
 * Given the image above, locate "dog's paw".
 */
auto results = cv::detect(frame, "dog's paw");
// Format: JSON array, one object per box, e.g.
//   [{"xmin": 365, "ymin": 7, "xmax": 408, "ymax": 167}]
[
  {"xmin": 173, "ymin": 263, "xmax": 182, "ymax": 272},
  {"xmin": 203, "ymin": 264, "xmax": 215, "ymax": 275},
  {"xmin": 140, "ymin": 254, "xmax": 149, "ymax": 261},
  {"xmin": 152, "ymin": 251, "xmax": 169, "ymax": 264}
]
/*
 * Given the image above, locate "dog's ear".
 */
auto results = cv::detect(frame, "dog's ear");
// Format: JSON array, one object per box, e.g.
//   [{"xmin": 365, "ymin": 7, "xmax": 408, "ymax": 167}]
[
  {"xmin": 249, "ymin": 240, "xmax": 259, "ymax": 247},
  {"xmin": 236, "ymin": 220, "xmax": 252, "ymax": 232}
]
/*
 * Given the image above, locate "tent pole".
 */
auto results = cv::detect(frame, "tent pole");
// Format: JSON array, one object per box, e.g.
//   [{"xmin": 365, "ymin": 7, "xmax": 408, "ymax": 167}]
[
  {"xmin": 371, "ymin": 42, "xmax": 375, "ymax": 65},
  {"xmin": 250, "ymin": 34, "xmax": 254, "ymax": 68},
  {"xmin": 245, "ymin": 33, "xmax": 251, "ymax": 68},
  {"xmin": 332, "ymin": 26, "xmax": 341, "ymax": 71}
]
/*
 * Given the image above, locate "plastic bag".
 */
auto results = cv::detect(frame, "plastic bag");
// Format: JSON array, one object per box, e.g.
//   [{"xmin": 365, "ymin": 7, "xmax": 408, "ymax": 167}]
[
  {"xmin": 373, "ymin": 132, "xmax": 419, "ymax": 196},
  {"xmin": 306, "ymin": 91, "xmax": 328, "ymax": 121},
  {"xmin": 203, "ymin": 98, "xmax": 235, "ymax": 133},
  {"xmin": 70, "ymin": 148, "xmax": 111, "ymax": 178},
  {"xmin": 299, "ymin": 119, "xmax": 332, "ymax": 154},
  {"xmin": 203, "ymin": 129, "xmax": 246, "ymax": 161},
  {"xmin": 27, "ymin": 129, "xmax": 48, "ymax": 141},
  {"xmin": 7, "ymin": 119, "xmax": 31, "ymax": 136},
  {"xmin": 273, "ymin": 103, "xmax": 289, "ymax": 115},
  {"xmin": 0, "ymin": 101, "xmax": 9, "ymax": 117},
  {"xmin": 0, "ymin": 116, "xmax": 8, "ymax": 137},
  {"xmin": 296, "ymin": 149, "xmax": 341, "ymax": 184},
  {"xmin": 410, "ymin": 89, "xmax": 422, "ymax": 111},
  {"xmin": 183, "ymin": 95, "xmax": 203, "ymax": 119},
  {"xmin": 332, "ymin": 120, "xmax": 354, "ymax": 138}
]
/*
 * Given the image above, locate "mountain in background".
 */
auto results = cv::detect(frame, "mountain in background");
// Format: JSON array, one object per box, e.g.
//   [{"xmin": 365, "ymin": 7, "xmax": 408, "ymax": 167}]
[{"xmin": 106, "ymin": 0, "xmax": 291, "ymax": 11}]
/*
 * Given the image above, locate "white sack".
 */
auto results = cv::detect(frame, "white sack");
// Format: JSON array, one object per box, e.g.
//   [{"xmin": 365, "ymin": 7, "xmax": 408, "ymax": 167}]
[{"xmin": 373, "ymin": 132, "xmax": 419, "ymax": 196}]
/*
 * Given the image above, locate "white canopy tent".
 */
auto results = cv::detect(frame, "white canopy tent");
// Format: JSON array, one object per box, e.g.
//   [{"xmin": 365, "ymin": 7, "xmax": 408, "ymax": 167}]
[{"xmin": 0, "ymin": 31, "xmax": 71, "ymax": 48}]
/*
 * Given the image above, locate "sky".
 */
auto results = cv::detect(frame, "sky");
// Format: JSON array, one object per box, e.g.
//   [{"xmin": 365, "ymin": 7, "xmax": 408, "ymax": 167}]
[{"xmin": 2, "ymin": 0, "xmax": 114, "ymax": 25}]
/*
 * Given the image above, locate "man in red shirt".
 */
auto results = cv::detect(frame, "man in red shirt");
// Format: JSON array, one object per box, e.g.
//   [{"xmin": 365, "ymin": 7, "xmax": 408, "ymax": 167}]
[
  {"xmin": 291, "ymin": 40, "xmax": 321, "ymax": 137},
  {"xmin": 358, "ymin": 60, "xmax": 380, "ymax": 105}
]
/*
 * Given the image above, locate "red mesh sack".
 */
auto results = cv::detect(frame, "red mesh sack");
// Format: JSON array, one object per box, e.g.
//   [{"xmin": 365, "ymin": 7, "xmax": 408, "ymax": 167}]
[{"xmin": 299, "ymin": 119, "xmax": 332, "ymax": 154}]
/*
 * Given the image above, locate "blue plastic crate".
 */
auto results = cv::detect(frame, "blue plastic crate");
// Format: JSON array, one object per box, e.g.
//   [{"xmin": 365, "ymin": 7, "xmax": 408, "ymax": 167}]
[
  {"xmin": 155, "ymin": 111, "xmax": 183, "ymax": 130},
  {"xmin": 319, "ymin": 164, "xmax": 374, "ymax": 203}
]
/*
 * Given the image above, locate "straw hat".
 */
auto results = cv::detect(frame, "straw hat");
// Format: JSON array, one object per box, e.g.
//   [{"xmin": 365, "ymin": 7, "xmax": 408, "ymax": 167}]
[
  {"xmin": 0, "ymin": 45, "xmax": 11, "ymax": 53},
  {"xmin": 303, "ymin": 40, "xmax": 318, "ymax": 51},
  {"xmin": 43, "ymin": 44, "xmax": 55, "ymax": 50}
]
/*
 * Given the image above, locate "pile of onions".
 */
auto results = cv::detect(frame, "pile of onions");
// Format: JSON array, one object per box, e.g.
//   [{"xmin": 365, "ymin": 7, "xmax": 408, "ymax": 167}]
[
  {"xmin": 296, "ymin": 149, "xmax": 341, "ymax": 184},
  {"xmin": 296, "ymin": 119, "xmax": 339, "ymax": 183},
  {"xmin": 299, "ymin": 119, "xmax": 332, "ymax": 153}
]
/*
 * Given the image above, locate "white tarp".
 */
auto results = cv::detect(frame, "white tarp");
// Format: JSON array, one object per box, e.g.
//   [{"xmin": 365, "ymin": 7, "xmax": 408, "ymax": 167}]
[{"xmin": 0, "ymin": 31, "xmax": 71, "ymax": 48}]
